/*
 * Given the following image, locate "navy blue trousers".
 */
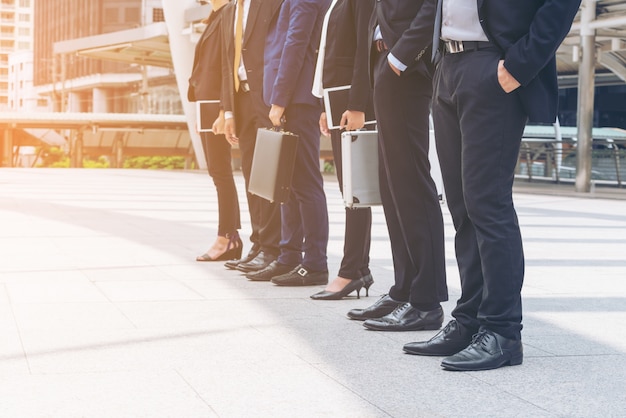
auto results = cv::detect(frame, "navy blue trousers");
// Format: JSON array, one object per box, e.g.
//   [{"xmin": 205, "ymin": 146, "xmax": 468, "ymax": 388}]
[{"xmin": 278, "ymin": 103, "xmax": 329, "ymax": 271}]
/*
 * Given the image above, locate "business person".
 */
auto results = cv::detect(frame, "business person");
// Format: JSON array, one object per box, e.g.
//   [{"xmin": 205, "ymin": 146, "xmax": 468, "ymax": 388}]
[
  {"xmin": 188, "ymin": 0, "xmax": 243, "ymax": 262},
  {"xmin": 346, "ymin": 0, "xmax": 448, "ymax": 331},
  {"xmin": 310, "ymin": 0, "xmax": 376, "ymax": 300},
  {"xmin": 220, "ymin": 0, "xmax": 284, "ymax": 274},
  {"xmin": 246, "ymin": 0, "xmax": 331, "ymax": 286},
  {"xmin": 404, "ymin": 0, "xmax": 581, "ymax": 371}
]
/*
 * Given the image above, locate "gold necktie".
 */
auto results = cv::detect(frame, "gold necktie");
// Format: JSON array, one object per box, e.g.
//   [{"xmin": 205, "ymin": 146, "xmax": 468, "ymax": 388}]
[{"xmin": 233, "ymin": 0, "xmax": 244, "ymax": 92}]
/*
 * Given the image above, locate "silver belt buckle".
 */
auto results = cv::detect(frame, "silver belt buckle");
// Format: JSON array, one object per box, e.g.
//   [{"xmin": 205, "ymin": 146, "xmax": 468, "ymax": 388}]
[{"xmin": 447, "ymin": 40, "xmax": 464, "ymax": 53}]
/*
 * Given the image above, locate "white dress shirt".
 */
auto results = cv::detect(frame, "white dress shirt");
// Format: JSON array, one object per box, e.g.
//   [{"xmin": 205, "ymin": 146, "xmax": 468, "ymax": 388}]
[{"xmin": 441, "ymin": 0, "xmax": 488, "ymax": 41}]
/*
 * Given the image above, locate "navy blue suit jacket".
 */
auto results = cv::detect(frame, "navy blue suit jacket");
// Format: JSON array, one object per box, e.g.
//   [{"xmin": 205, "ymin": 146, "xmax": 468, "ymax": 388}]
[
  {"xmin": 263, "ymin": 0, "xmax": 331, "ymax": 108},
  {"xmin": 369, "ymin": 0, "xmax": 437, "ymax": 84},
  {"xmin": 476, "ymin": 0, "xmax": 580, "ymax": 123}
]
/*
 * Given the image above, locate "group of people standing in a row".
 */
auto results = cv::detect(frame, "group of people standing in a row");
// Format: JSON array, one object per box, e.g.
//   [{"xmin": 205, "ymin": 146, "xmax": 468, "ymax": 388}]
[{"xmin": 188, "ymin": 0, "xmax": 581, "ymax": 371}]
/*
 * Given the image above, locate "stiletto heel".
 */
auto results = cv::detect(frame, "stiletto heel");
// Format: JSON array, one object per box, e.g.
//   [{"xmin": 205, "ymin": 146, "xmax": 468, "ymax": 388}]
[
  {"xmin": 361, "ymin": 273, "xmax": 374, "ymax": 297},
  {"xmin": 310, "ymin": 279, "xmax": 364, "ymax": 300},
  {"xmin": 196, "ymin": 232, "xmax": 243, "ymax": 262}
]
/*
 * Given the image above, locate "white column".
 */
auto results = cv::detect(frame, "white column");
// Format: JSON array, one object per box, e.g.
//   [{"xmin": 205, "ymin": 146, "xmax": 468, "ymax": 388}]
[
  {"xmin": 162, "ymin": 0, "xmax": 206, "ymax": 170},
  {"xmin": 92, "ymin": 88, "xmax": 111, "ymax": 113},
  {"xmin": 575, "ymin": 0, "xmax": 596, "ymax": 193},
  {"xmin": 67, "ymin": 92, "xmax": 83, "ymax": 112}
]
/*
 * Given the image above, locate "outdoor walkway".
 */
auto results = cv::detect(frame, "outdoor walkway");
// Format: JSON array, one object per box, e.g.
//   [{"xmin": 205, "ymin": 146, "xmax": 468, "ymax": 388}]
[{"xmin": 1, "ymin": 168, "xmax": 625, "ymax": 417}]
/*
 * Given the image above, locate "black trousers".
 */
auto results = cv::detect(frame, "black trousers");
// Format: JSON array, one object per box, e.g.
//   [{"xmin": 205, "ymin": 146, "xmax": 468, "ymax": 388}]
[
  {"xmin": 201, "ymin": 131, "xmax": 240, "ymax": 236},
  {"xmin": 235, "ymin": 90, "xmax": 281, "ymax": 255},
  {"xmin": 330, "ymin": 129, "xmax": 372, "ymax": 280},
  {"xmin": 373, "ymin": 51, "xmax": 448, "ymax": 306},
  {"xmin": 432, "ymin": 48, "xmax": 526, "ymax": 340}
]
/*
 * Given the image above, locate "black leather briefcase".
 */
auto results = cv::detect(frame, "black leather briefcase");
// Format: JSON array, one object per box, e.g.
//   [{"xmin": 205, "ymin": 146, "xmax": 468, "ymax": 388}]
[{"xmin": 248, "ymin": 128, "xmax": 299, "ymax": 203}]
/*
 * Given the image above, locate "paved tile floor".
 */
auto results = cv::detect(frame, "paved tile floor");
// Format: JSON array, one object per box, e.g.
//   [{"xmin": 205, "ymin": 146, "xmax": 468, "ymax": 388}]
[{"xmin": 0, "ymin": 168, "xmax": 625, "ymax": 417}]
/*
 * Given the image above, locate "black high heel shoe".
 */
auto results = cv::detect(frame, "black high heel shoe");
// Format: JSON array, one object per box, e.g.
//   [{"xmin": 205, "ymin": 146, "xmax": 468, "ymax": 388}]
[
  {"xmin": 310, "ymin": 278, "xmax": 365, "ymax": 300},
  {"xmin": 196, "ymin": 232, "xmax": 243, "ymax": 262},
  {"xmin": 360, "ymin": 273, "xmax": 374, "ymax": 297}
]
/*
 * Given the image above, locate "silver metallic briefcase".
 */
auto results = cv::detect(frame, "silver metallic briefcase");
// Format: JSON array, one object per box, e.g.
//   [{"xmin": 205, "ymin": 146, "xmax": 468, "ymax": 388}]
[
  {"xmin": 341, "ymin": 130, "xmax": 382, "ymax": 208},
  {"xmin": 248, "ymin": 128, "xmax": 299, "ymax": 204}
]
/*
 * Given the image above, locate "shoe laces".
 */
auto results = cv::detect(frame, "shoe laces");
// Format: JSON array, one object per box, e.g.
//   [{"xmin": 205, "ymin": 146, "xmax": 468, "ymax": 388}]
[
  {"xmin": 470, "ymin": 330, "xmax": 500, "ymax": 355},
  {"xmin": 391, "ymin": 302, "xmax": 410, "ymax": 316}
]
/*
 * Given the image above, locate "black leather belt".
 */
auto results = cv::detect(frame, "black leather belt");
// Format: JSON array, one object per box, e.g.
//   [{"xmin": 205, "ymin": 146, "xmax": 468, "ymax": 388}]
[
  {"xmin": 444, "ymin": 40, "xmax": 492, "ymax": 54},
  {"xmin": 374, "ymin": 39, "xmax": 388, "ymax": 52}
]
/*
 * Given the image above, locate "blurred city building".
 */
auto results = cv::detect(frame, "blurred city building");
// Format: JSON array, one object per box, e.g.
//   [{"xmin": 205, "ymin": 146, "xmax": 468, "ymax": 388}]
[
  {"xmin": 0, "ymin": 0, "xmax": 34, "ymax": 110},
  {"xmin": 33, "ymin": 0, "xmax": 179, "ymax": 114}
]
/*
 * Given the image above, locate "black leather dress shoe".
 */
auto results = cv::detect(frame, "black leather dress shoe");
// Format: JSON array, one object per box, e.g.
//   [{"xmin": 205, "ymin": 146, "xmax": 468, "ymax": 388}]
[
  {"xmin": 403, "ymin": 320, "xmax": 474, "ymax": 356},
  {"xmin": 224, "ymin": 247, "xmax": 259, "ymax": 270},
  {"xmin": 346, "ymin": 294, "xmax": 403, "ymax": 321},
  {"xmin": 441, "ymin": 329, "xmax": 523, "ymax": 371},
  {"xmin": 271, "ymin": 265, "xmax": 328, "ymax": 286},
  {"xmin": 363, "ymin": 304, "xmax": 444, "ymax": 331},
  {"xmin": 246, "ymin": 260, "xmax": 295, "ymax": 281},
  {"xmin": 236, "ymin": 251, "xmax": 276, "ymax": 273}
]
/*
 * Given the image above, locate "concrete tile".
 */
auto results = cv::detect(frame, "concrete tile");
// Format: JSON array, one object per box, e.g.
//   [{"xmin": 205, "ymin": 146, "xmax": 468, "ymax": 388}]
[
  {"xmin": 82, "ymin": 266, "xmax": 175, "ymax": 282},
  {"xmin": 0, "ymin": 285, "xmax": 29, "ymax": 375},
  {"xmin": 0, "ymin": 371, "xmax": 217, "ymax": 418},
  {"xmin": 470, "ymin": 356, "xmax": 626, "ymax": 417},
  {"xmin": 5, "ymin": 274, "xmax": 109, "ymax": 303},
  {"xmin": 11, "ymin": 302, "xmax": 135, "ymax": 332},
  {"xmin": 94, "ymin": 280, "xmax": 205, "ymax": 302}
]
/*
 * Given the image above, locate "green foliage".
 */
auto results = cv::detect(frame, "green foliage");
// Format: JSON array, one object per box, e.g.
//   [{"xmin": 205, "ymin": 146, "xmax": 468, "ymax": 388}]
[
  {"xmin": 323, "ymin": 160, "xmax": 335, "ymax": 174},
  {"xmin": 123, "ymin": 156, "xmax": 187, "ymax": 170},
  {"xmin": 36, "ymin": 150, "xmax": 188, "ymax": 170},
  {"xmin": 83, "ymin": 156, "xmax": 110, "ymax": 169},
  {"xmin": 38, "ymin": 147, "xmax": 69, "ymax": 168}
]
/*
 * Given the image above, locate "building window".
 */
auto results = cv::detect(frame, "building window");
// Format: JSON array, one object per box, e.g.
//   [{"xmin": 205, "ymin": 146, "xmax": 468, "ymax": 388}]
[
  {"xmin": 153, "ymin": 8, "xmax": 164, "ymax": 22},
  {"xmin": 37, "ymin": 98, "xmax": 47, "ymax": 107},
  {"xmin": 19, "ymin": 13, "xmax": 29, "ymax": 22},
  {"xmin": 19, "ymin": 0, "xmax": 30, "ymax": 7},
  {"xmin": 18, "ymin": 27, "xmax": 29, "ymax": 36}
]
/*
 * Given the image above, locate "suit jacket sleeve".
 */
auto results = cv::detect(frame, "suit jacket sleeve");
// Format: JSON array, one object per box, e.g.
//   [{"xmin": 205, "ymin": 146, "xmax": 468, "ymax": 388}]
[
  {"xmin": 270, "ymin": 0, "xmax": 319, "ymax": 107},
  {"xmin": 388, "ymin": 0, "xmax": 436, "ymax": 68},
  {"xmin": 220, "ymin": 3, "xmax": 235, "ymax": 113},
  {"xmin": 347, "ymin": 0, "xmax": 374, "ymax": 112},
  {"xmin": 502, "ymin": 0, "xmax": 580, "ymax": 87}
]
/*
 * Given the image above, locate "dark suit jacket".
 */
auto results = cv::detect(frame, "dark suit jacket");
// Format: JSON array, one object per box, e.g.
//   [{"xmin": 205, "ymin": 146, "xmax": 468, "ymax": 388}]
[
  {"xmin": 220, "ymin": 0, "xmax": 283, "ymax": 114},
  {"xmin": 369, "ymin": 0, "xmax": 436, "ymax": 84},
  {"xmin": 322, "ymin": 0, "xmax": 374, "ymax": 113},
  {"xmin": 263, "ymin": 0, "xmax": 331, "ymax": 108},
  {"xmin": 476, "ymin": 0, "xmax": 581, "ymax": 123},
  {"xmin": 188, "ymin": 6, "xmax": 227, "ymax": 102}
]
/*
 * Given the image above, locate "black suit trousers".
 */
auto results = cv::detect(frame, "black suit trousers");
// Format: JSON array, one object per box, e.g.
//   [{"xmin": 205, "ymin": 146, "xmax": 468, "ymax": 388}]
[
  {"xmin": 330, "ymin": 129, "xmax": 372, "ymax": 280},
  {"xmin": 432, "ymin": 48, "xmax": 526, "ymax": 340},
  {"xmin": 373, "ymin": 51, "xmax": 447, "ymax": 306},
  {"xmin": 235, "ymin": 90, "xmax": 281, "ymax": 255},
  {"xmin": 201, "ymin": 131, "xmax": 241, "ymax": 236}
]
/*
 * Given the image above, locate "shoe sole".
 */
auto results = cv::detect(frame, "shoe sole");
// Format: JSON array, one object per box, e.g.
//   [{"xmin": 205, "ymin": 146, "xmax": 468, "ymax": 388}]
[
  {"xmin": 271, "ymin": 281, "xmax": 328, "ymax": 287},
  {"xmin": 363, "ymin": 322, "xmax": 443, "ymax": 332},
  {"xmin": 403, "ymin": 348, "xmax": 459, "ymax": 356},
  {"xmin": 441, "ymin": 358, "xmax": 523, "ymax": 371}
]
